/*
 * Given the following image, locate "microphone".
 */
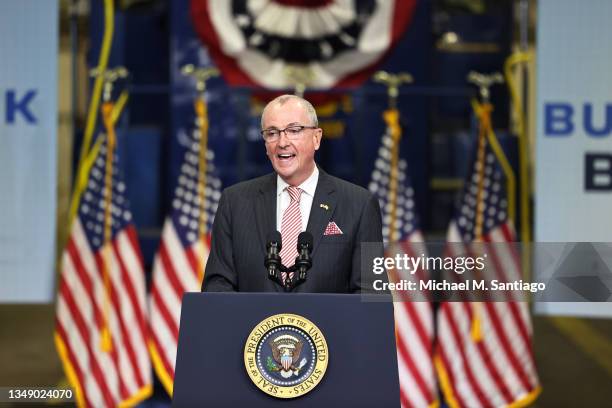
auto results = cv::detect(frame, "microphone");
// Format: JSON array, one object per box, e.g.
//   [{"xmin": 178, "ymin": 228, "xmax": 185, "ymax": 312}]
[
  {"xmin": 294, "ymin": 231, "xmax": 313, "ymax": 281},
  {"xmin": 264, "ymin": 231, "xmax": 282, "ymax": 282}
]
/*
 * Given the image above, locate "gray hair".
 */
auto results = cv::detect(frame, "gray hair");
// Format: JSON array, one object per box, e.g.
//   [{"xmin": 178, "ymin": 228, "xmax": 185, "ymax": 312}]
[{"xmin": 261, "ymin": 94, "xmax": 319, "ymax": 129}]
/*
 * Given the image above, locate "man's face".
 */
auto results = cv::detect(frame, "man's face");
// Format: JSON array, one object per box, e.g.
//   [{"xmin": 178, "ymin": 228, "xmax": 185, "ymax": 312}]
[{"xmin": 263, "ymin": 99, "xmax": 322, "ymax": 186}]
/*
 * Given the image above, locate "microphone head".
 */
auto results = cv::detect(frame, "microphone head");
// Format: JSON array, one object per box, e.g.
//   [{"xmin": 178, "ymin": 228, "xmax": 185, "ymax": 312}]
[
  {"xmin": 267, "ymin": 230, "xmax": 282, "ymax": 250},
  {"xmin": 297, "ymin": 231, "xmax": 313, "ymax": 252}
]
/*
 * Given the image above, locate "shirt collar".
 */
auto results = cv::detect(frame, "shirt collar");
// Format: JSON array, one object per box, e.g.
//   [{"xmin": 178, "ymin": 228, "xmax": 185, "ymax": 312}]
[{"xmin": 276, "ymin": 166, "xmax": 319, "ymax": 197}]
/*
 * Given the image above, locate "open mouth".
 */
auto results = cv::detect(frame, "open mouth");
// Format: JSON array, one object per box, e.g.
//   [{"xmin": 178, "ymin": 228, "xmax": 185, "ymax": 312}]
[{"xmin": 277, "ymin": 153, "xmax": 296, "ymax": 161}]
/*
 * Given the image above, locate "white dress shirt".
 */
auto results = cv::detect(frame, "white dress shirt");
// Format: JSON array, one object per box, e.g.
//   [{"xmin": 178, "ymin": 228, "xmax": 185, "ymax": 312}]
[{"xmin": 276, "ymin": 166, "xmax": 319, "ymax": 232}]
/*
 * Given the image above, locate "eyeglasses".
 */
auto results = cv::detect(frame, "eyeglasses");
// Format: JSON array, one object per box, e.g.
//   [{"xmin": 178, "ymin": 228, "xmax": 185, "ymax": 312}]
[{"xmin": 260, "ymin": 125, "xmax": 317, "ymax": 142}]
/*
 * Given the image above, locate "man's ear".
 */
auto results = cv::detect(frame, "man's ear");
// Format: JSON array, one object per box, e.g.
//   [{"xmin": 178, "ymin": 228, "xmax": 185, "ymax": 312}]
[{"xmin": 313, "ymin": 128, "xmax": 323, "ymax": 150}]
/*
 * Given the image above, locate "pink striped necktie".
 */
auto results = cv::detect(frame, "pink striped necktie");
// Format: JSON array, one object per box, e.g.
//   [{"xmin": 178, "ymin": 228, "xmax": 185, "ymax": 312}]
[{"xmin": 279, "ymin": 186, "xmax": 303, "ymax": 284}]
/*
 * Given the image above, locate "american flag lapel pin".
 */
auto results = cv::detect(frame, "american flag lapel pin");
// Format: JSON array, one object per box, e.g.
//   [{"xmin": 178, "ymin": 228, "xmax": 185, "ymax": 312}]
[{"xmin": 319, "ymin": 203, "xmax": 329, "ymax": 211}]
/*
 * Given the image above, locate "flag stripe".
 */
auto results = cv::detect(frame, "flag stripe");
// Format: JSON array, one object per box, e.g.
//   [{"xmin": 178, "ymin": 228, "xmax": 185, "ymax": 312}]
[
  {"xmin": 481, "ymin": 240, "xmax": 538, "ymax": 389},
  {"xmin": 399, "ymin": 241, "xmax": 433, "ymax": 327},
  {"xmin": 148, "ymin": 139, "xmax": 221, "ymax": 394},
  {"xmin": 184, "ymin": 244, "xmax": 202, "ymax": 282},
  {"xmin": 483, "ymin": 232, "xmax": 533, "ymax": 349},
  {"xmin": 57, "ymin": 283, "xmax": 103, "ymax": 406},
  {"xmin": 125, "ymin": 226, "xmax": 146, "ymax": 270},
  {"xmin": 187, "ymin": 239, "xmax": 209, "ymax": 284},
  {"xmin": 149, "ymin": 320, "xmax": 176, "ymax": 379},
  {"xmin": 437, "ymin": 130, "xmax": 541, "ymax": 407},
  {"xmin": 441, "ymin": 303, "xmax": 493, "ymax": 407},
  {"xmin": 152, "ymin": 254, "xmax": 183, "ymax": 327},
  {"xmin": 441, "ymin": 224, "xmax": 540, "ymax": 407},
  {"xmin": 396, "ymin": 298, "xmax": 433, "ymax": 368},
  {"xmin": 59, "ymin": 279, "xmax": 116, "ymax": 407},
  {"xmin": 105, "ymin": 242, "xmax": 147, "ymax": 390},
  {"xmin": 65, "ymin": 235, "xmax": 122, "ymax": 403},
  {"xmin": 458, "ymin": 301, "xmax": 514, "ymax": 404},
  {"xmin": 446, "ymin": 243, "xmax": 513, "ymax": 406},
  {"xmin": 370, "ymin": 130, "xmax": 437, "ymax": 407},
  {"xmin": 151, "ymin": 283, "xmax": 180, "ymax": 342},
  {"xmin": 56, "ymin": 137, "xmax": 152, "ymax": 407},
  {"xmin": 438, "ymin": 308, "xmax": 476, "ymax": 407},
  {"xmin": 150, "ymin": 310, "xmax": 178, "ymax": 376},
  {"xmin": 163, "ymin": 222, "xmax": 200, "ymax": 290},
  {"xmin": 114, "ymin": 231, "xmax": 151, "ymax": 383},
  {"xmin": 397, "ymin": 343, "xmax": 428, "ymax": 408},
  {"xmin": 497, "ymin": 224, "xmax": 536, "ymax": 351},
  {"xmin": 90, "ymin": 250, "xmax": 137, "ymax": 399},
  {"xmin": 56, "ymin": 315, "xmax": 97, "ymax": 407},
  {"xmin": 483, "ymin": 302, "xmax": 534, "ymax": 394},
  {"xmin": 159, "ymin": 242, "xmax": 189, "ymax": 305},
  {"xmin": 118, "ymin": 229, "xmax": 149, "ymax": 328},
  {"xmin": 88, "ymin": 233, "xmax": 143, "ymax": 398},
  {"xmin": 395, "ymin": 310, "xmax": 434, "ymax": 403},
  {"xmin": 437, "ymin": 342, "xmax": 469, "ymax": 408},
  {"xmin": 486, "ymin": 228, "xmax": 534, "ymax": 340}
]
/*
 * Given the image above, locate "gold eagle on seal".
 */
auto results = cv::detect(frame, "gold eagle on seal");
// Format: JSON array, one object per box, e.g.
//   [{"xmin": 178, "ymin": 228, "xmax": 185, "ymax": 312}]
[{"xmin": 269, "ymin": 334, "xmax": 307, "ymax": 378}]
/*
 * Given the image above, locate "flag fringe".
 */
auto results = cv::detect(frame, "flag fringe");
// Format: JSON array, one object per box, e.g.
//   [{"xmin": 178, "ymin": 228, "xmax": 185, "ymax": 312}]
[
  {"xmin": 55, "ymin": 333, "xmax": 153, "ymax": 408},
  {"xmin": 148, "ymin": 340, "xmax": 174, "ymax": 397},
  {"xmin": 434, "ymin": 354, "xmax": 541, "ymax": 408},
  {"xmin": 507, "ymin": 387, "xmax": 542, "ymax": 408},
  {"xmin": 118, "ymin": 384, "xmax": 153, "ymax": 408},
  {"xmin": 434, "ymin": 354, "xmax": 461, "ymax": 408},
  {"xmin": 55, "ymin": 333, "xmax": 86, "ymax": 408}
]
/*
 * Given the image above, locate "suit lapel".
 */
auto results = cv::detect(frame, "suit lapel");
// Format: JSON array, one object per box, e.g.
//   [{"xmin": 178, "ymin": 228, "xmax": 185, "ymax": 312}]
[
  {"xmin": 307, "ymin": 169, "xmax": 337, "ymax": 257},
  {"xmin": 255, "ymin": 173, "xmax": 277, "ymax": 256},
  {"xmin": 254, "ymin": 173, "xmax": 282, "ymax": 292}
]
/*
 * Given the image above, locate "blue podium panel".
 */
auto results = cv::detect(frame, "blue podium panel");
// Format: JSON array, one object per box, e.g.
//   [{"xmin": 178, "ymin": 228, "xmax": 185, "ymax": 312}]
[{"xmin": 173, "ymin": 292, "xmax": 399, "ymax": 407}]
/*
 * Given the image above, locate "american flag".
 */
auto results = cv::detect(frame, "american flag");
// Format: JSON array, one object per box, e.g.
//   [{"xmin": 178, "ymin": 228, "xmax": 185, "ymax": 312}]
[
  {"xmin": 55, "ymin": 135, "xmax": 152, "ymax": 407},
  {"xmin": 369, "ymin": 130, "xmax": 437, "ymax": 408},
  {"xmin": 148, "ymin": 123, "xmax": 222, "ymax": 395},
  {"xmin": 436, "ymin": 140, "xmax": 540, "ymax": 407}
]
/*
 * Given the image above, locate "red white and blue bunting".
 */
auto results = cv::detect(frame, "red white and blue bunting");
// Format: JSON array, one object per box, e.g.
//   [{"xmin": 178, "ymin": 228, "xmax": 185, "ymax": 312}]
[{"xmin": 191, "ymin": 0, "xmax": 416, "ymax": 89}]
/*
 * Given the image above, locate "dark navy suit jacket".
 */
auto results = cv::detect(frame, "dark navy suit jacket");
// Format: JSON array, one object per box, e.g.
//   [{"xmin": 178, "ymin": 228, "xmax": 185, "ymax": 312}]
[{"xmin": 201, "ymin": 168, "xmax": 383, "ymax": 293}]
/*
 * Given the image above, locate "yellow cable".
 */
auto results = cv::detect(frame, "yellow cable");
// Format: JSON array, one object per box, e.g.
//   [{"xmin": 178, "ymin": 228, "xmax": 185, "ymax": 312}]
[
  {"xmin": 487, "ymin": 128, "xmax": 517, "ymax": 225},
  {"xmin": 504, "ymin": 51, "xmax": 532, "ymax": 244},
  {"xmin": 68, "ymin": 0, "xmax": 115, "ymax": 227},
  {"xmin": 110, "ymin": 90, "xmax": 129, "ymax": 124},
  {"xmin": 67, "ymin": 89, "xmax": 126, "ymax": 234},
  {"xmin": 505, "ymin": 51, "xmax": 533, "ymax": 281}
]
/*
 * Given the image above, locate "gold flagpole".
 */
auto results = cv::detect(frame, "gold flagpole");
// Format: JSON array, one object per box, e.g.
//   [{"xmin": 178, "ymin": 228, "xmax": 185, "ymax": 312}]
[
  {"xmin": 88, "ymin": 67, "xmax": 130, "ymax": 352},
  {"xmin": 373, "ymin": 71, "xmax": 413, "ymax": 243},
  {"xmin": 181, "ymin": 65, "xmax": 219, "ymax": 283},
  {"xmin": 467, "ymin": 71, "xmax": 504, "ymax": 342}
]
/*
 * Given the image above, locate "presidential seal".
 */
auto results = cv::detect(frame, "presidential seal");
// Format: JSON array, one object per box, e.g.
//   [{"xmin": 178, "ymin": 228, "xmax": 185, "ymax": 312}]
[{"xmin": 244, "ymin": 313, "xmax": 328, "ymax": 399}]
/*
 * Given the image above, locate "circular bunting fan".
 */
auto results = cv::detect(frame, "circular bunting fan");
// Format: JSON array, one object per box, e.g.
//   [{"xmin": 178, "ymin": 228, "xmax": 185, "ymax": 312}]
[{"xmin": 190, "ymin": 0, "xmax": 417, "ymax": 89}]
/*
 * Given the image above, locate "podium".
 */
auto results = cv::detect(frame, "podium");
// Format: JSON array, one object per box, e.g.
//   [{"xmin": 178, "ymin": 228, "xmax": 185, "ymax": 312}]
[{"xmin": 173, "ymin": 293, "xmax": 400, "ymax": 407}]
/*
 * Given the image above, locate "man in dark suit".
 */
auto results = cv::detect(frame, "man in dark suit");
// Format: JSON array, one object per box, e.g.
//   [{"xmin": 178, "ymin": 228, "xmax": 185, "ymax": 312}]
[{"xmin": 202, "ymin": 95, "xmax": 383, "ymax": 293}]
